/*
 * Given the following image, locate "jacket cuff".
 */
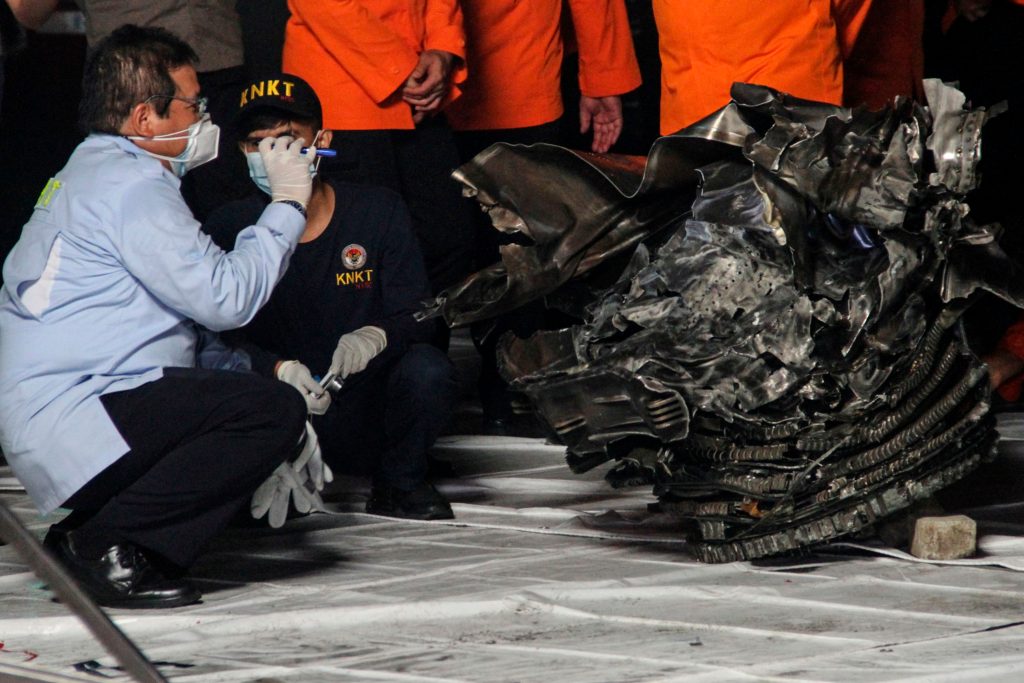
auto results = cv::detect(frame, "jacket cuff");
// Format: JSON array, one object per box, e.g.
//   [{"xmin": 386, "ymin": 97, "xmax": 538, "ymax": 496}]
[
  {"xmin": 425, "ymin": 27, "xmax": 467, "ymax": 83},
  {"xmin": 579, "ymin": 66, "xmax": 642, "ymax": 99},
  {"xmin": 258, "ymin": 201, "xmax": 306, "ymax": 243},
  {"xmin": 367, "ymin": 51, "xmax": 420, "ymax": 104}
]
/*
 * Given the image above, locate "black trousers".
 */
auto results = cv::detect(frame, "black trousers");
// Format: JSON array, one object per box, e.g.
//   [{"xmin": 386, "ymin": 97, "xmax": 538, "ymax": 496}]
[
  {"xmin": 58, "ymin": 368, "xmax": 306, "ymax": 569},
  {"xmin": 313, "ymin": 344, "xmax": 457, "ymax": 491},
  {"xmin": 322, "ymin": 117, "xmax": 476, "ymax": 295}
]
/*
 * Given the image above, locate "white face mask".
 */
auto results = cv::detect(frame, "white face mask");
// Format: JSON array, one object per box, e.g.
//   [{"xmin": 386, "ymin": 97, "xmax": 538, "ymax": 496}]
[
  {"xmin": 128, "ymin": 114, "xmax": 221, "ymax": 177},
  {"xmin": 245, "ymin": 129, "xmax": 324, "ymax": 196}
]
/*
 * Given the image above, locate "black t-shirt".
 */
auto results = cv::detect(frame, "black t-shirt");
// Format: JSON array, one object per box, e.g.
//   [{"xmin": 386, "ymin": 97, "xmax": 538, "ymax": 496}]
[{"xmin": 203, "ymin": 179, "xmax": 434, "ymax": 377}]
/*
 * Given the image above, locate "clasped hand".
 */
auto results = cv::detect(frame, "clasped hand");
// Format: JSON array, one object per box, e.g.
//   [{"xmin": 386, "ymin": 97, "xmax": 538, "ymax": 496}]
[{"xmin": 402, "ymin": 50, "xmax": 457, "ymax": 123}]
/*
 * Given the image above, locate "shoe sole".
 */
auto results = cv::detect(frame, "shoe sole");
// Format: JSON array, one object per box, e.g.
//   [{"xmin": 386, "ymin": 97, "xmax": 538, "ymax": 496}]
[{"xmin": 98, "ymin": 589, "xmax": 202, "ymax": 610}]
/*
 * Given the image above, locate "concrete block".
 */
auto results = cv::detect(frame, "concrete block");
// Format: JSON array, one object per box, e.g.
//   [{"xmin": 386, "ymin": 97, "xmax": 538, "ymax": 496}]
[
  {"xmin": 910, "ymin": 515, "xmax": 977, "ymax": 560},
  {"xmin": 877, "ymin": 497, "xmax": 945, "ymax": 548}
]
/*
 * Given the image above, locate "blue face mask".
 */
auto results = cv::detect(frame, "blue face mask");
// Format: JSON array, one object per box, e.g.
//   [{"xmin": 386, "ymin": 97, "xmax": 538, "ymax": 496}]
[
  {"xmin": 245, "ymin": 151, "xmax": 273, "ymax": 196},
  {"xmin": 245, "ymin": 130, "xmax": 324, "ymax": 196}
]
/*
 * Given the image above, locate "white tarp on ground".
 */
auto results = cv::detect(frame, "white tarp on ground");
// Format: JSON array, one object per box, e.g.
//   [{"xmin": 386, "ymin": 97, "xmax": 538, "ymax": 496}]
[{"xmin": 3, "ymin": 426, "xmax": 1024, "ymax": 682}]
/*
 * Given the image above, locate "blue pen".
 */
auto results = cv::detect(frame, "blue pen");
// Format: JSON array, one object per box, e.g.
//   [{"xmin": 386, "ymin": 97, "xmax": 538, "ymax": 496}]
[{"xmin": 301, "ymin": 148, "xmax": 337, "ymax": 157}]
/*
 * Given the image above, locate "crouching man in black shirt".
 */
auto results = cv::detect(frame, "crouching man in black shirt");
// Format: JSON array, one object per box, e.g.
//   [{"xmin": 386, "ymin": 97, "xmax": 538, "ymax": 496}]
[{"xmin": 204, "ymin": 73, "xmax": 457, "ymax": 520}]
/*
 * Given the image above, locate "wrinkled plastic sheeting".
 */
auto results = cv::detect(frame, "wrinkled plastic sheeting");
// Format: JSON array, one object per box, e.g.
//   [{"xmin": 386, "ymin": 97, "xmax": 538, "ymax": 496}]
[
  {"xmin": 440, "ymin": 80, "xmax": 1024, "ymax": 561},
  {"xmin": 10, "ymin": 440, "xmax": 1024, "ymax": 682}
]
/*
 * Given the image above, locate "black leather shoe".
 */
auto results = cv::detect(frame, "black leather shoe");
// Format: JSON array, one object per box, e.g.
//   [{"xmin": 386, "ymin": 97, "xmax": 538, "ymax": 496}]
[
  {"xmin": 44, "ymin": 529, "xmax": 201, "ymax": 609},
  {"xmin": 365, "ymin": 482, "xmax": 454, "ymax": 520},
  {"xmin": 481, "ymin": 416, "xmax": 510, "ymax": 436}
]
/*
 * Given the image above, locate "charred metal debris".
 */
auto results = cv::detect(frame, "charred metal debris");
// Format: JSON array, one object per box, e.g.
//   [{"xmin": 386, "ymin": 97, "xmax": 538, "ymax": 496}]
[{"xmin": 427, "ymin": 81, "xmax": 1024, "ymax": 562}]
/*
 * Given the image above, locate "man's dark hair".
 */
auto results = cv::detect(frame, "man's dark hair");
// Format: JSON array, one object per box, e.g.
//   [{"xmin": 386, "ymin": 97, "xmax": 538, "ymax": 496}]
[
  {"xmin": 236, "ymin": 110, "xmax": 322, "ymax": 139},
  {"xmin": 78, "ymin": 24, "xmax": 198, "ymax": 135}
]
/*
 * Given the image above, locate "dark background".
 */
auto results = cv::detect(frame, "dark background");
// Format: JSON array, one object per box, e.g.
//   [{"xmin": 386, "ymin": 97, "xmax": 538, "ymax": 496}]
[
  {"xmin": 0, "ymin": 0, "xmax": 663, "ymax": 272},
  {"xmin": 1, "ymin": 0, "xmax": 1022, "ymax": 322}
]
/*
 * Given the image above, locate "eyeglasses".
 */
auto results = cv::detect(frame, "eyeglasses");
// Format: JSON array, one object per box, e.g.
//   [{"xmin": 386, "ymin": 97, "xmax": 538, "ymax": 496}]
[
  {"xmin": 239, "ymin": 129, "xmax": 300, "ymax": 150},
  {"xmin": 145, "ymin": 94, "xmax": 209, "ymax": 116}
]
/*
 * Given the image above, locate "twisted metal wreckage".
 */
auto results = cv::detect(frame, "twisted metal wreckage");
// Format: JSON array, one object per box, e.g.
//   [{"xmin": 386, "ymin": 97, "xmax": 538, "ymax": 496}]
[{"xmin": 425, "ymin": 80, "xmax": 1024, "ymax": 562}]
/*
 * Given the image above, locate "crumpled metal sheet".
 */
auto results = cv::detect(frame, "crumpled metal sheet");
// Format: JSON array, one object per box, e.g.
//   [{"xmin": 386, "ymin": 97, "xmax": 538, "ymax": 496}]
[
  {"xmin": 924, "ymin": 79, "xmax": 987, "ymax": 194},
  {"xmin": 440, "ymin": 80, "xmax": 1019, "ymax": 561},
  {"xmin": 421, "ymin": 145, "xmax": 697, "ymax": 327}
]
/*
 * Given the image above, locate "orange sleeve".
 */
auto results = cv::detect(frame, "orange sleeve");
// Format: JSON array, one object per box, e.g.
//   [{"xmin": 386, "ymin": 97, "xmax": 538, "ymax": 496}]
[
  {"xmin": 566, "ymin": 0, "xmax": 642, "ymax": 98},
  {"xmin": 422, "ymin": 0, "xmax": 468, "ymax": 106},
  {"xmin": 424, "ymin": 0, "xmax": 468, "ymax": 90},
  {"xmin": 287, "ymin": 0, "xmax": 419, "ymax": 105}
]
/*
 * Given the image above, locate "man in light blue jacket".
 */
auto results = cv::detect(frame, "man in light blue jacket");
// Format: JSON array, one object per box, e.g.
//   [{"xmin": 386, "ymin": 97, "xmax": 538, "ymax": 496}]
[{"xmin": 0, "ymin": 25, "xmax": 318, "ymax": 608}]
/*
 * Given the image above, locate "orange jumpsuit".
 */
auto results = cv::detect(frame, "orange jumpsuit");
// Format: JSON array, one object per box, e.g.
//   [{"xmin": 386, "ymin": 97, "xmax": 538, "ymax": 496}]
[
  {"xmin": 283, "ymin": 0, "xmax": 467, "ymax": 130},
  {"xmin": 446, "ymin": 0, "xmax": 641, "ymax": 131},
  {"xmin": 652, "ymin": 0, "xmax": 873, "ymax": 134}
]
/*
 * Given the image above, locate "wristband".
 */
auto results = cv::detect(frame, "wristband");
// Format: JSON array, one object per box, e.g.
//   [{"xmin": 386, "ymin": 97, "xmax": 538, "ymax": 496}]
[{"xmin": 274, "ymin": 199, "xmax": 307, "ymax": 218}]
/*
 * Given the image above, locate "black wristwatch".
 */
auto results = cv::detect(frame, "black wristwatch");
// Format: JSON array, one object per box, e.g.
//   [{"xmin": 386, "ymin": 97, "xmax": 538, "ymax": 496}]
[{"xmin": 274, "ymin": 199, "xmax": 307, "ymax": 218}]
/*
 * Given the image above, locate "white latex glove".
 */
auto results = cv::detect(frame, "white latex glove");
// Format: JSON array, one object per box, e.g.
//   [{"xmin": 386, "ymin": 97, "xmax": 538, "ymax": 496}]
[
  {"xmin": 250, "ymin": 459, "xmax": 319, "ymax": 528},
  {"xmin": 291, "ymin": 420, "xmax": 334, "ymax": 491},
  {"xmin": 250, "ymin": 421, "xmax": 334, "ymax": 527},
  {"xmin": 259, "ymin": 135, "xmax": 313, "ymax": 208},
  {"xmin": 329, "ymin": 326, "xmax": 387, "ymax": 379},
  {"xmin": 276, "ymin": 360, "xmax": 331, "ymax": 415}
]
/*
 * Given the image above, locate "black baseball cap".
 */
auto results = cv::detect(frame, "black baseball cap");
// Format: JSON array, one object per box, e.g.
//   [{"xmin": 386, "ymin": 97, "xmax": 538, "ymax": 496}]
[{"xmin": 235, "ymin": 73, "xmax": 322, "ymax": 125}]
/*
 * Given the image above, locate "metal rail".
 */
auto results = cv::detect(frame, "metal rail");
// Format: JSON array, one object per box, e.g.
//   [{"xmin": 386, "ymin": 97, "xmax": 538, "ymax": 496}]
[{"xmin": 0, "ymin": 498, "xmax": 167, "ymax": 683}]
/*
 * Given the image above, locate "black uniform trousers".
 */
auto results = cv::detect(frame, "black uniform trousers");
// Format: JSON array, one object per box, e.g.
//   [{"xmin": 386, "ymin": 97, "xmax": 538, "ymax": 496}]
[
  {"xmin": 313, "ymin": 344, "xmax": 457, "ymax": 491},
  {"xmin": 56, "ymin": 368, "xmax": 307, "ymax": 570}
]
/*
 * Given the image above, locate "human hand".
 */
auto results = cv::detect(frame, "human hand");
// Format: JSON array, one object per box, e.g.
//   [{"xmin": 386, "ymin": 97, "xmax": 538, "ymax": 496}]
[
  {"xmin": 579, "ymin": 95, "xmax": 624, "ymax": 153},
  {"xmin": 276, "ymin": 360, "xmax": 331, "ymax": 415},
  {"xmin": 956, "ymin": 0, "xmax": 992, "ymax": 21},
  {"xmin": 402, "ymin": 50, "xmax": 457, "ymax": 121},
  {"xmin": 259, "ymin": 135, "xmax": 313, "ymax": 209},
  {"xmin": 329, "ymin": 326, "xmax": 387, "ymax": 379}
]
